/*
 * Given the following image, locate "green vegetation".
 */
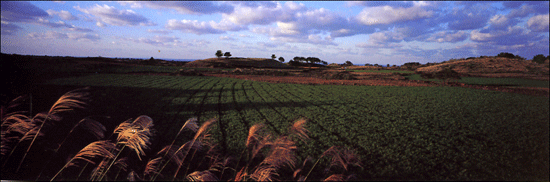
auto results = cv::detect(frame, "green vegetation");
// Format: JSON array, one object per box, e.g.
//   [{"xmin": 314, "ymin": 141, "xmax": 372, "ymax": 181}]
[
  {"xmin": 344, "ymin": 61, "xmax": 353, "ymax": 66},
  {"xmin": 497, "ymin": 52, "xmax": 525, "ymax": 60},
  {"xmin": 532, "ymin": 54, "xmax": 547, "ymax": 64},
  {"xmin": 289, "ymin": 56, "xmax": 327, "ymax": 66},
  {"xmin": 224, "ymin": 52, "xmax": 232, "ymax": 58},
  {"xmin": 349, "ymin": 70, "xmax": 414, "ymax": 74},
  {"xmin": 2, "ymin": 88, "xmax": 356, "ymax": 181},
  {"xmin": 406, "ymin": 74, "xmax": 549, "ymax": 88},
  {"xmin": 25, "ymin": 74, "xmax": 549, "ymax": 180},
  {"xmin": 215, "ymin": 50, "xmax": 223, "ymax": 58}
]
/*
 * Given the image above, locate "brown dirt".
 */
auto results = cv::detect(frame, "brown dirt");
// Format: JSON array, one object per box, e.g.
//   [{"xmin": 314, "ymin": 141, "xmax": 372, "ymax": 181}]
[
  {"xmin": 204, "ymin": 73, "xmax": 549, "ymax": 97},
  {"xmin": 205, "ymin": 73, "xmax": 436, "ymax": 87},
  {"xmin": 125, "ymin": 71, "xmax": 548, "ymax": 97},
  {"xmin": 416, "ymin": 57, "xmax": 549, "ymax": 77},
  {"xmin": 184, "ymin": 57, "xmax": 291, "ymax": 69}
]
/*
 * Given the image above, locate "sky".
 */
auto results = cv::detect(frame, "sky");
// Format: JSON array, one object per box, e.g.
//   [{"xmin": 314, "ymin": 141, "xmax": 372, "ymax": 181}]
[{"xmin": 1, "ymin": 1, "xmax": 549, "ymax": 65}]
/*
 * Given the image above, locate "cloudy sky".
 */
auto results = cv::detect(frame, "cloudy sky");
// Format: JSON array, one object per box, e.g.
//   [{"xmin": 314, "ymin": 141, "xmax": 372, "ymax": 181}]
[{"xmin": 1, "ymin": 1, "xmax": 548, "ymax": 65}]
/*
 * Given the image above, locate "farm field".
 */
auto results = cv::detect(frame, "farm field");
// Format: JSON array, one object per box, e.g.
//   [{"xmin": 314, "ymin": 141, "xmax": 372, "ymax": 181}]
[
  {"xmin": 37, "ymin": 73, "xmax": 549, "ymax": 180},
  {"xmin": 405, "ymin": 74, "xmax": 550, "ymax": 88},
  {"xmin": 349, "ymin": 69, "xmax": 415, "ymax": 74}
]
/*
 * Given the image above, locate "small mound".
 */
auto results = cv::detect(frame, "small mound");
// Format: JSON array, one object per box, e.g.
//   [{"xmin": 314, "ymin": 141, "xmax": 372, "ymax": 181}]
[
  {"xmin": 416, "ymin": 57, "xmax": 549, "ymax": 75},
  {"xmin": 184, "ymin": 57, "xmax": 291, "ymax": 69}
]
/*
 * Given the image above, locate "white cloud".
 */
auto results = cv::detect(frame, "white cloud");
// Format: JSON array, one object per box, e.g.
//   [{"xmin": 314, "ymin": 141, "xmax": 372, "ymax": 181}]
[
  {"xmin": 470, "ymin": 26, "xmax": 542, "ymax": 47},
  {"xmin": 356, "ymin": 5, "xmax": 433, "ymax": 25},
  {"xmin": 223, "ymin": 2, "xmax": 305, "ymax": 25},
  {"xmin": 527, "ymin": 14, "xmax": 549, "ymax": 32},
  {"xmin": 166, "ymin": 19, "xmax": 224, "ymax": 34},
  {"xmin": 489, "ymin": 14, "xmax": 509, "ymax": 28},
  {"xmin": 118, "ymin": 35, "xmax": 211, "ymax": 48},
  {"xmin": 66, "ymin": 25, "xmax": 93, "ymax": 32},
  {"xmin": 28, "ymin": 31, "xmax": 100, "ymax": 41},
  {"xmin": 120, "ymin": 1, "xmax": 233, "ymax": 15},
  {"xmin": 147, "ymin": 29, "xmax": 172, "ymax": 34},
  {"xmin": 257, "ymin": 42, "xmax": 280, "ymax": 48},
  {"xmin": 1, "ymin": 21, "xmax": 22, "ymax": 35},
  {"xmin": 247, "ymin": 5, "xmax": 350, "ymax": 45},
  {"xmin": 36, "ymin": 18, "xmax": 72, "ymax": 28},
  {"xmin": 74, "ymin": 4, "xmax": 156, "ymax": 27},
  {"xmin": 165, "ymin": 19, "xmax": 245, "ymax": 35},
  {"xmin": 356, "ymin": 32, "xmax": 403, "ymax": 49},
  {"xmin": 426, "ymin": 31, "xmax": 467, "ymax": 43},
  {"xmin": 67, "ymin": 32, "xmax": 100, "ymax": 41},
  {"xmin": 46, "ymin": 9, "xmax": 78, "ymax": 20},
  {"xmin": 470, "ymin": 30, "xmax": 498, "ymax": 42},
  {"xmin": 219, "ymin": 36, "xmax": 235, "ymax": 41}
]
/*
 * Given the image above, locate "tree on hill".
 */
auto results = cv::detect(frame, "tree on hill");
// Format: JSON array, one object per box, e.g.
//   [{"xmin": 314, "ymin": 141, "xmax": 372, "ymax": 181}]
[
  {"xmin": 306, "ymin": 57, "xmax": 321, "ymax": 65},
  {"xmin": 216, "ymin": 50, "xmax": 223, "ymax": 58},
  {"xmin": 272, "ymin": 54, "xmax": 276, "ymax": 60},
  {"xmin": 278, "ymin": 57, "xmax": 285, "ymax": 63},
  {"xmin": 293, "ymin": 56, "xmax": 300, "ymax": 62},
  {"xmin": 497, "ymin": 52, "xmax": 516, "ymax": 59},
  {"xmin": 224, "ymin": 52, "xmax": 231, "ymax": 58},
  {"xmin": 344, "ymin": 60, "xmax": 353, "ymax": 66},
  {"xmin": 532, "ymin": 54, "xmax": 547, "ymax": 64}
]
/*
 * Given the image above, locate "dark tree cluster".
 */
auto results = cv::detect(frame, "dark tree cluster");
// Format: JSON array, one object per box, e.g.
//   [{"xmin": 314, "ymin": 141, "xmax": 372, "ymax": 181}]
[
  {"xmin": 532, "ymin": 54, "xmax": 549, "ymax": 64},
  {"xmin": 289, "ymin": 56, "xmax": 328, "ymax": 66},
  {"xmin": 497, "ymin": 52, "xmax": 525, "ymax": 60}
]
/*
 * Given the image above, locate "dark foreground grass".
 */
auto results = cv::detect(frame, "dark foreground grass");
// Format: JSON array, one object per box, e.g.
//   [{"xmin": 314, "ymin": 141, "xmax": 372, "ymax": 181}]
[{"xmin": 27, "ymin": 74, "xmax": 550, "ymax": 180}]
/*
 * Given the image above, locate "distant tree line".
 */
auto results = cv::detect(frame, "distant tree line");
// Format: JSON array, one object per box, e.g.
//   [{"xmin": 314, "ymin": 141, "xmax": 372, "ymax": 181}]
[
  {"xmin": 497, "ymin": 52, "xmax": 525, "ymax": 60},
  {"xmin": 288, "ymin": 56, "xmax": 328, "ymax": 66}
]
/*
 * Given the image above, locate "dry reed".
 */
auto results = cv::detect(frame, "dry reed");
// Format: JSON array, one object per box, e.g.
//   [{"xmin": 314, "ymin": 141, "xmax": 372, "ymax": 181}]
[
  {"xmin": 186, "ymin": 170, "xmax": 219, "ymax": 181},
  {"xmin": 289, "ymin": 118, "xmax": 309, "ymax": 142},
  {"xmin": 173, "ymin": 118, "xmax": 217, "ymax": 180},
  {"xmin": 114, "ymin": 116, "xmax": 154, "ymax": 160},
  {"xmin": 324, "ymin": 174, "xmax": 345, "ymax": 181},
  {"xmin": 17, "ymin": 87, "xmax": 89, "ymax": 172},
  {"xmin": 51, "ymin": 140, "xmax": 117, "ymax": 181}
]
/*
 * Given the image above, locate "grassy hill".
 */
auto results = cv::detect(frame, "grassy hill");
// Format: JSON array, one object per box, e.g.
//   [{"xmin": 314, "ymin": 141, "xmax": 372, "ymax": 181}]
[
  {"xmin": 184, "ymin": 57, "xmax": 291, "ymax": 69},
  {"xmin": 416, "ymin": 57, "xmax": 549, "ymax": 78}
]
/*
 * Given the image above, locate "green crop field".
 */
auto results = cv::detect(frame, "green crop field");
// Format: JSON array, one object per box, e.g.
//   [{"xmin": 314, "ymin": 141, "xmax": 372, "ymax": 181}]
[
  {"xmin": 349, "ymin": 69, "xmax": 415, "ymax": 74},
  {"xmin": 38, "ymin": 74, "xmax": 548, "ymax": 180},
  {"xmin": 405, "ymin": 74, "xmax": 549, "ymax": 88}
]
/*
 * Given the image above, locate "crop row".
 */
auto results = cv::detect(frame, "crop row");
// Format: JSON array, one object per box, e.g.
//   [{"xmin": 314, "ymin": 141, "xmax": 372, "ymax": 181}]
[{"xmin": 42, "ymin": 74, "xmax": 549, "ymax": 180}]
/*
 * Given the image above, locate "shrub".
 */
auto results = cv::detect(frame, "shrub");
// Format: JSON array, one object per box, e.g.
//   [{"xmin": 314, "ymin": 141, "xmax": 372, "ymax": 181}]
[
  {"xmin": 532, "ymin": 54, "xmax": 546, "ymax": 64},
  {"xmin": 324, "ymin": 71, "xmax": 356, "ymax": 80},
  {"xmin": 420, "ymin": 68, "xmax": 461, "ymax": 80},
  {"xmin": 497, "ymin": 52, "xmax": 516, "ymax": 59},
  {"xmin": 215, "ymin": 50, "xmax": 223, "ymax": 58}
]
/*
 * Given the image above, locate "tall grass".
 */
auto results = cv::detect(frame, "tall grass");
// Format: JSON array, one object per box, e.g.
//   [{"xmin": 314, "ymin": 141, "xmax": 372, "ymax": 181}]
[{"xmin": 1, "ymin": 89, "xmax": 361, "ymax": 181}]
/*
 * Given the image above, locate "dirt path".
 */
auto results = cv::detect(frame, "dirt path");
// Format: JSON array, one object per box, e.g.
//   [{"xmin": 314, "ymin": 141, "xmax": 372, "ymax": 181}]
[
  {"xmin": 205, "ymin": 73, "xmax": 435, "ymax": 87},
  {"xmin": 124, "ymin": 72, "xmax": 548, "ymax": 97}
]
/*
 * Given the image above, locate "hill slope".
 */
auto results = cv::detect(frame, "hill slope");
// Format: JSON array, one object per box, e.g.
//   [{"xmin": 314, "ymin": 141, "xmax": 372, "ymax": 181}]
[
  {"xmin": 416, "ymin": 57, "xmax": 549, "ymax": 79},
  {"xmin": 184, "ymin": 57, "xmax": 291, "ymax": 69}
]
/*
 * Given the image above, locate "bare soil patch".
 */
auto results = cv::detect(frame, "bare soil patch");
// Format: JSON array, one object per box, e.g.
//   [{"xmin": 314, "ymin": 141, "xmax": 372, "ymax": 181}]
[{"xmin": 205, "ymin": 73, "xmax": 435, "ymax": 87}]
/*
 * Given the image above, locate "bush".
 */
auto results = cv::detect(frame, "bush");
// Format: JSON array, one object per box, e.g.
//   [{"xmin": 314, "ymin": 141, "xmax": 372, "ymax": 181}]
[
  {"xmin": 497, "ymin": 52, "xmax": 516, "ymax": 59},
  {"xmin": 323, "ymin": 71, "xmax": 356, "ymax": 80},
  {"xmin": 420, "ymin": 68, "xmax": 461, "ymax": 80},
  {"xmin": 532, "ymin": 54, "xmax": 546, "ymax": 64}
]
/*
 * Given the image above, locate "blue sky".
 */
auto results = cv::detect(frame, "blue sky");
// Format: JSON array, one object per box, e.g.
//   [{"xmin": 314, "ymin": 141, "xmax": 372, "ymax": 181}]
[{"xmin": 1, "ymin": 1, "xmax": 548, "ymax": 65}]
